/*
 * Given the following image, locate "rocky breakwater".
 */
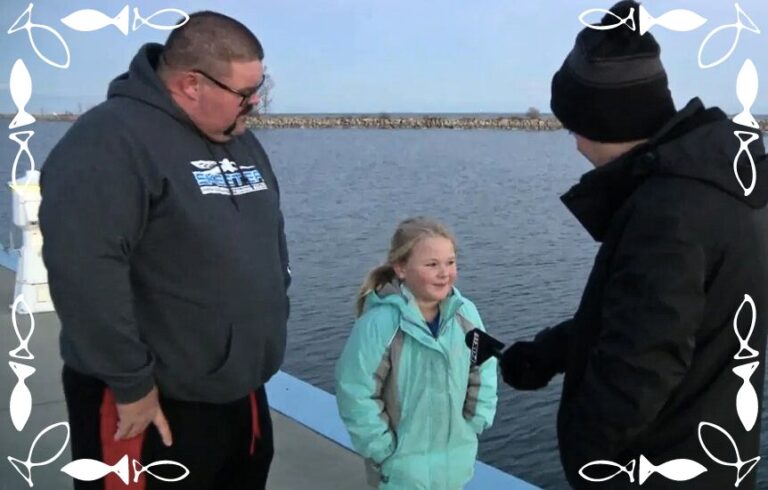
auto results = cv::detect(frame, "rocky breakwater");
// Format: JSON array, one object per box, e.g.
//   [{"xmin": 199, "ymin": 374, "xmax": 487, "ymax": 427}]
[
  {"xmin": 247, "ymin": 115, "xmax": 768, "ymax": 131},
  {"xmin": 2, "ymin": 113, "xmax": 767, "ymax": 132},
  {"xmin": 246, "ymin": 115, "xmax": 564, "ymax": 130}
]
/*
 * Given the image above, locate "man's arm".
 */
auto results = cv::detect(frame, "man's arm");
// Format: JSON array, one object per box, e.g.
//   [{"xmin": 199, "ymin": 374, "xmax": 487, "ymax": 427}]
[
  {"xmin": 561, "ymin": 202, "xmax": 705, "ymax": 471},
  {"xmin": 277, "ymin": 205, "xmax": 291, "ymax": 291},
  {"xmin": 40, "ymin": 114, "xmax": 155, "ymax": 404},
  {"xmin": 41, "ymin": 115, "xmax": 172, "ymax": 444},
  {"xmin": 245, "ymin": 132, "xmax": 291, "ymax": 292},
  {"xmin": 501, "ymin": 318, "xmax": 572, "ymax": 389}
]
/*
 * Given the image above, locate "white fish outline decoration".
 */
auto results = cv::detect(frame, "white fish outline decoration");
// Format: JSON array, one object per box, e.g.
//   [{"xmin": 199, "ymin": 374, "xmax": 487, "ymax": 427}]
[
  {"xmin": 579, "ymin": 7, "xmax": 636, "ymax": 31},
  {"xmin": 132, "ymin": 458, "xmax": 190, "ymax": 483},
  {"xmin": 578, "ymin": 459, "xmax": 636, "ymax": 483},
  {"xmin": 61, "ymin": 5, "xmax": 130, "ymax": 36},
  {"xmin": 9, "ymin": 59, "xmax": 35, "ymax": 129},
  {"xmin": 698, "ymin": 3, "xmax": 760, "ymax": 69},
  {"xmin": 8, "ymin": 361, "xmax": 35, "ymax": 431},
  {"xmin": 637, "ymin": 454, "xmax": 707, "ymax": 485},
  {"xmin": 7, "ymin": 421, "xmax": 71, "ymax": 487},
  {"xmin": 698, "ymin": 421, "xmax": 760, "ymax": 487},
  {"xmin": 9, "ymin": 293, "xmax": 35, "ymax": 360},
  {"xmin": 8, "ymin": 3, "xmax": 71, "ymax": 69},
  {"xmin": 732, "ymin": 361, "xmax": 759, "ymax": 432},
  {"xmin": 8, "ymin": 131, "xmax": 39, "ymax": 195},
  {"xmin": 132, "ymin": 7, "xmax": 190, "ymax": 32},
  {"xmin": 61, "ymin": 454, "xmax": 130, "ymax": 484},
  {"xmin": 61, "ymin": 455, "xmax": 190, "ymax": 484},
  {"xmin": 733, "ymin": 293, "xmax": 758, "ymax": 359},
  {"xmin": 733, "ymin": 59, "xmax": 759, "ymax": 129},
  {"xmin": 733, "ymin": 131, "xmax": 759, "ymax": 197},
  {"xmin": 578, "ymin": 5, "xmax": 706, "ymax": 35},
  {"xmin": 636, "ymin": 5, "xmax": 707, "ymax": 36}
]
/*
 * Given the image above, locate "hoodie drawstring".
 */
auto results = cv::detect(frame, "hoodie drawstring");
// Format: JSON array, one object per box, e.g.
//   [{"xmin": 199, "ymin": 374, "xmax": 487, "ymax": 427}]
[
  {"xmin": 224, "ymin": 147, "xmax": 255, "ymax": 192},
  {"xmin": 204, "ymin": 140, "xmax": 240, "ymax": 211},
  {"xmin": 249, "ymin": 390, "xmax": 261, "ymax": 456}
]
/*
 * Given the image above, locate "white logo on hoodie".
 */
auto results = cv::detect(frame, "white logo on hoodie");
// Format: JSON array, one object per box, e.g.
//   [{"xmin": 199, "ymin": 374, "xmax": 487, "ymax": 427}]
[{"xmin": 190, "ymin": 158, "xmax": 267, "ymax": 196}]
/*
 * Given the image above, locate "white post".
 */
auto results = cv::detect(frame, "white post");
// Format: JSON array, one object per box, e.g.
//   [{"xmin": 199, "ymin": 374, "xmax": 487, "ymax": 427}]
[{"xmin": 10, "ymin": 169, "xmax": 54, "ymax": 313}]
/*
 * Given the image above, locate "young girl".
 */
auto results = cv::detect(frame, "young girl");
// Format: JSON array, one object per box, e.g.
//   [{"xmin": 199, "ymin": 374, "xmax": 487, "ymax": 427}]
[{"xmin": 335, "ymin": 217, "xmax": 498, "ymax": 489}]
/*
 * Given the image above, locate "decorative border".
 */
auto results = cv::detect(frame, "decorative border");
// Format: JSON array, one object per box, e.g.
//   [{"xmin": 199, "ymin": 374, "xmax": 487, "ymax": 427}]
[{"xmin": 5, "ymin": 4, "xmax": 191, "ymax": 486}]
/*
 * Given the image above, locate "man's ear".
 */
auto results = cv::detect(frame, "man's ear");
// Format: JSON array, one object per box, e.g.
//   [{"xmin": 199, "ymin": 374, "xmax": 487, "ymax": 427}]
[
  {"xmin": 167, "ymin": 71, "xmax": 201, "ymax": 102},
  {"xmin": 181, "ymin": 72, "xmax": 202, "ymax": 101}
]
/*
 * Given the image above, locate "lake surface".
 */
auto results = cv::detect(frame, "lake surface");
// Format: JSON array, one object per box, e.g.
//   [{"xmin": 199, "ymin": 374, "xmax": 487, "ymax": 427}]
[{"xmin": 1, "ymin": 123, "xmax": 766, "ymax": 489}]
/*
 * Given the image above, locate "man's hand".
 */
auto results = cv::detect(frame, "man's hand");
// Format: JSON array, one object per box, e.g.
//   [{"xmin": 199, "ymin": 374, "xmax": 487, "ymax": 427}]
[
  {"xmin": 500, "ymin": 341, "xmax": 559, "ymax": 390},
  {"xmin": 115, "ymin": 386, "xmax": 173, "ymax": 446}
]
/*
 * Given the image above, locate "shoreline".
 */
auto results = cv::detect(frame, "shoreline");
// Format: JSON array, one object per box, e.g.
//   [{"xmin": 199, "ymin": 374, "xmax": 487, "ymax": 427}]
[{"xmin": 3, "ymin": 113, "xmax": 767, "ymax": 132}]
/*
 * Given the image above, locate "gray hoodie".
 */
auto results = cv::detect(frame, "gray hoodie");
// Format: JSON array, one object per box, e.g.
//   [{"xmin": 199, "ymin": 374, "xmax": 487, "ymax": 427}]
[{"xmin": 40, "ymin": 43, "xmax": 291, "ymax": 404}]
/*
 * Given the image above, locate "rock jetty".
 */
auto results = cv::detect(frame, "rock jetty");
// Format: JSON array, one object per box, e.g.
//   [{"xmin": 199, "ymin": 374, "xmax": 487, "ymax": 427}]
[
  {"xmin": 4, "ymin": 113, "xmax": 767, "ymax": 132},
  {"xmin": 245, "ymin": 115, "xmax": 565, "ymax": 130},
  {"xmin": 247, "ymin": 115, "xmax": 768, "ymax": 132}
]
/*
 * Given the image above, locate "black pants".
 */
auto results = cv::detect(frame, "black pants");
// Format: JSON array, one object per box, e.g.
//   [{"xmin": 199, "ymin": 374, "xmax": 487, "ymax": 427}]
[{"xmin": 62, "ymin": 366, "xmax": 274, "ymax": 490}]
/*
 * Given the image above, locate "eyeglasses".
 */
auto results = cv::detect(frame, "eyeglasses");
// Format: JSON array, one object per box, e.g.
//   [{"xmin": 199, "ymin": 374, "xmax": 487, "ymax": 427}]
[
  {"xmin": 160, "ymin": 51, "xmax": 266, "ymax": 107},
  {"xmin": 193, "ymin": 69, "xmax": 266, "ymax": 107}
]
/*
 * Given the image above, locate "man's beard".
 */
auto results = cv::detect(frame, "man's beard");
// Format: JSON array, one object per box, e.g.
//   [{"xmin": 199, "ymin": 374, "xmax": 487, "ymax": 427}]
[{"xmin": 224, "ymin": 104, "xmax": 254, "ymax": 136}]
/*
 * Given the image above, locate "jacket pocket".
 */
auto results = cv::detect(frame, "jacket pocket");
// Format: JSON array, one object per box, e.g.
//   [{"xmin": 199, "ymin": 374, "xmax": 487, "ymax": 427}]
[
  {"xmin": 203, "ymin": 322, "xmax": 234, "ymax": 375},
  {"xmin": 373, "ymin": 430, "xmax": 399, "ymax": 486},
  {"xmin": 364, "ymin": 458, "xmax": 389, "ymax": 487},
  {"xmin": 198, "ymin": 322, "xmax": 250, "ymax": 385}
]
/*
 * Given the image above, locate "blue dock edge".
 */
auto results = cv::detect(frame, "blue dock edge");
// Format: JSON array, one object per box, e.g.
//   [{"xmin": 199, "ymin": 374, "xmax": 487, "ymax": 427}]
[
  {"xmin": 0, "ymin": 248, "xmax": 539, "ymax": 489},
  {"xmin": 266, "ymin": 371, "xmax": 540, "ymax": 489}
]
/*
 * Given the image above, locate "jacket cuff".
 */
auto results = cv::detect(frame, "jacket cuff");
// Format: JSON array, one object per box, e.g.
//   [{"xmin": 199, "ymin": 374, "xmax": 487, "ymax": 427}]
[
  {"xmin": 109, "ymin": 374, "xmax": 155, "ymax": 404},
  {"xmin": 371, "ymin": 432, "xmax": 397, "ymax": 465},
  {"xmin": 468, "ymin": 416, "xmax": 487, "ymax": 435}
]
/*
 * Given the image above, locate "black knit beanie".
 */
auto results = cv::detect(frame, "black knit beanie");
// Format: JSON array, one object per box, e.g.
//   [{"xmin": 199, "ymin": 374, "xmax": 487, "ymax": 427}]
[{"xmin": 550, "ymin": 0, "xmax": 676, "ymax": 142}]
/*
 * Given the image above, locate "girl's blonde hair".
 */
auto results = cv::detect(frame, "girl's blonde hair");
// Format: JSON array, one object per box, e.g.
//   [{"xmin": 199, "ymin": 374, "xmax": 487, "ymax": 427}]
[{"xmin": 355, "ymin": 216, "xmax": 456, "ymax": 317}]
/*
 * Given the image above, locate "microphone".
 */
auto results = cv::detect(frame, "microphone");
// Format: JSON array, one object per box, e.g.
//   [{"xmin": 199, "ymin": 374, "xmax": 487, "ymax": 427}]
[{"xmin": 465, "ymin": 329, "xmax": 505, "ymax": 367}]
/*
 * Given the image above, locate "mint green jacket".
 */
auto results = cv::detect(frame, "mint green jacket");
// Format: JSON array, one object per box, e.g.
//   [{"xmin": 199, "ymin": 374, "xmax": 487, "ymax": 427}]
[{"xmin": 335, "ymin": 283, "xmax": 498, "ymax": 489}]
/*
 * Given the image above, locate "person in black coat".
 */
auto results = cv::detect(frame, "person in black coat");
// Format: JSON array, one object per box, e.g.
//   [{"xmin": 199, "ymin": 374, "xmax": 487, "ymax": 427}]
[{"xmin": 500, "ymin": 2, "xmax": 768, "ymax": 488}]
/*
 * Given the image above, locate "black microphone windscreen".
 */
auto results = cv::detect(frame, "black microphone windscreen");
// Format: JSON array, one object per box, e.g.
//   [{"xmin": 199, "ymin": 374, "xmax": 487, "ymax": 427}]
[{"xmin": 465, "ymin": 328, "xmax": 505, "ymax": 366}]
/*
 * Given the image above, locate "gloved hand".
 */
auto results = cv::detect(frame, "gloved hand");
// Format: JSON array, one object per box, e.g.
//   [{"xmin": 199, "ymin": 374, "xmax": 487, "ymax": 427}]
[{"xmin": 500, "ymin": 341, "xmax": 559, "ymax": 390}]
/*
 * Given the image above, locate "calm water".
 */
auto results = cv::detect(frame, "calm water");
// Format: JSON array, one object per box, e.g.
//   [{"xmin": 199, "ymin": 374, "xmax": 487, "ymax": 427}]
[{"xmin": 1, "ymin": 123, "xmax": 766, "ymax": 489}]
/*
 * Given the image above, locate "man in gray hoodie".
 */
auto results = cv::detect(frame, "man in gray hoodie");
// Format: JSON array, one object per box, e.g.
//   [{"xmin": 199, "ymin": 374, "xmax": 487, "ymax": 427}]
[{"xmin": 40, "ymin": 11, "xmax": 290, "ymax": 490}]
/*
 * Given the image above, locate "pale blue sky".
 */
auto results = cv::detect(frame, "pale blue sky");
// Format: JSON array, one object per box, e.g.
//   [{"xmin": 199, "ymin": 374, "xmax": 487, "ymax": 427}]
[{"xmin": 1, "ymin": 0, "xmax": 767, "ymax": 114}]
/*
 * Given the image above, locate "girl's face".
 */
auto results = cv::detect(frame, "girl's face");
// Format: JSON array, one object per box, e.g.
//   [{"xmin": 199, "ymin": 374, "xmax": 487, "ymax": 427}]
[{"xmin": 394, "ymin": 236, "xmax": 457, "ymax": 305}]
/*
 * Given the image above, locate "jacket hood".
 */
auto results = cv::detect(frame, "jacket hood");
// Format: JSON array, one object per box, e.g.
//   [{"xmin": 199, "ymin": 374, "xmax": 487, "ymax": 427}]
[
  {"xmin": 363, "ymin": 282, "xmax": 464, "ymax": 328},
  {"xmin": 107, "ymin": 43, "xmax": 263, "ymax": 210},
  {"xmin": 107, "ymin": 43, "xmax": 195, "ymax": 130},
  {"xmin": 562, "ymin": 98, "xmax": 768, "ymax": 241},
  {"xmin": 649, "ymin": 98, "xmax": 768, "ymax": 208}
]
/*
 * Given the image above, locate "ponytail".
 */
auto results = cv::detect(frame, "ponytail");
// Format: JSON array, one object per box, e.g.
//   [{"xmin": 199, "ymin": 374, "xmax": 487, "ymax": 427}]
[{"xmin": 355, "ymin": 264, "xmax": 396, "ymax": 317}]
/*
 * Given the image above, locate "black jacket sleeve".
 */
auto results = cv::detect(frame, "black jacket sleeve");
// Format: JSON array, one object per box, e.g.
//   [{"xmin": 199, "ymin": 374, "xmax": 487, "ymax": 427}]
[
  {"xmin": 533, "ymin": 317, "xmax": 573, "ymax": 374},
  {"xmin": 39, "ymin": 114, "xmax": 155, "ymax": 403},
  {"xmin": 560, "ymin": 200, "xmax": 706, "ymax": 477}
]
